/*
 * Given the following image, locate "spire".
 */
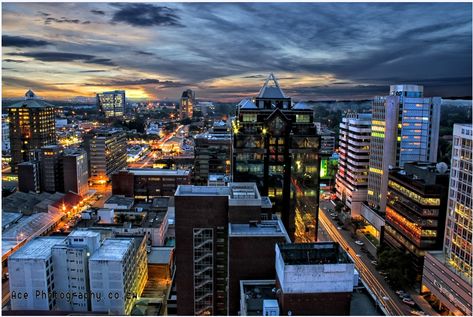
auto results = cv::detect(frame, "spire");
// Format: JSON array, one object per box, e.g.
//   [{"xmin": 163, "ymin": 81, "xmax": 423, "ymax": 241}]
[
  {"xmin": 25, "ymin": 89, "xmax": 37, "ymax": 100},
  {"xmin": 257, "ymin": 73, "xmax": 287, "ymax": 99}
]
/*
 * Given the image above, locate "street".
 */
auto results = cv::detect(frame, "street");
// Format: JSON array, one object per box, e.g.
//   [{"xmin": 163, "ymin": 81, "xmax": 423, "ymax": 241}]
[{"xmin": 318, "ymin": 200, "xmax": 410, "ymax": 316}]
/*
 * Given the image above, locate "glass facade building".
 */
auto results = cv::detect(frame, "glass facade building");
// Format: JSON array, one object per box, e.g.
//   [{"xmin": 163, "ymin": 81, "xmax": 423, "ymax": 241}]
[
  {"xmin": 232, "ymin": 74, "xmax": 320, "ymax": 242},
  {"xmin": 96, "ymin": 90, "xmax": 125, "ymax": 118}
]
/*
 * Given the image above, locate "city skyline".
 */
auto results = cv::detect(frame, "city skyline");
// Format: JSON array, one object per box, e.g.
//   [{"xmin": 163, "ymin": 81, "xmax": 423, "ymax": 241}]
[{"xmin": 2, "ymin": 2, "xmax": 472, "ymax": 101}]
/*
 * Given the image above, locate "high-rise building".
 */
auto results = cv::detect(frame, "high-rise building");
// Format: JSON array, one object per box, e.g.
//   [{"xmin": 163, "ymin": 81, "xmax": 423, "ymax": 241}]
[
  {"xmin": 361, "ymin": 85, "xmax": 441, "ymax": 243},
  {"xmin": 421, "ymin": 124, "xmax": 472, "ymax": 316},
  {"xmin": 40, "ymin": 145, "xmax": 64, "ymax": 193},
  {"xmin": 335, "ymin": 113, "xmax": 372, "ymax": 217},
  {"xmin": 232, "ymin": 73, "xmax": 321, "ymax": 242},
  {"xmin": 17, "ymin": 160, "xmax": 41, "ymax": 193},
  {"xmin": 179, "ymin": 89, "xmax": 195, "ymax": 120},
  {"xmin": 383, "ymin": 162, "xmax": 449, "ymax": 283},
  {"xmin": 174, "ymin": 182, "xmax": 275, "ymax": 315},
  {"xmin": 2, "ymin": 114, "xmax": 10, "ymax": 154},
  {"xmin": 194, "ymin": 121, "xmax": 232, "ymax": 184},
  {"xmin": 8, "ymin": 90, "xmax": 56, "ymax": 172},
  {"xmin": 96, "ymin": 90, "xmax": 125, "ymax": 118},
  {"xmin": 84, "ymin": 128, "xmax": 127, "ymax": 184},
  {"xmin": 63, "ymin": 149, "xmax": 89, "ymax": 196}
]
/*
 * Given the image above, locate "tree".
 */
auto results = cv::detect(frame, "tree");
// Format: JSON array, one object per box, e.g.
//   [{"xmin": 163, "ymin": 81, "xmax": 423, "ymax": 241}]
[{"xmin": 376, "ymin": 246, "xmax": 416, "ymax": 289}]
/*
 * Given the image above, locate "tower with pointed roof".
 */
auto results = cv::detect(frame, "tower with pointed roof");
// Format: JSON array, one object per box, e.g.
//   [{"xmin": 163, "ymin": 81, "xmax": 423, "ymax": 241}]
[
  {"xmin": 8, "ymin": 90, "xmax": 56, "ymax": 172},
  {"xmin": 232, "ymin": 74, "xmax": 321, "ymax": 242}
]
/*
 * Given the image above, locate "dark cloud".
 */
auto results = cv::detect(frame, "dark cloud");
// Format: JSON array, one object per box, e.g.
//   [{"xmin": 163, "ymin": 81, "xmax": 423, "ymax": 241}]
[
  {"xmin": 3, "ymin": 59, "xmax": 26, "ymax": 63},
  {"xmin": 3, "ymin": 35, "xmax": 51, "ymax": 47},
  {"xmin": 84, "ymin": 78, "xmax": 186, "ymax": 88},
  {"xmin": 3, "ymin": 76, "xmax": 79, "ymax": 94},
  {"xmin": 136, "ymin": 50, "xmax": 154, "ymax": 56},
  {"xmin": 38, "ymin": 11, "xmax": 50, "ymax": 17},
  {"xmin": 111, "ymin": 4, "xmax": 183, "ymax": 27},
  {"xmin": 45, "ymin": 17, "xmax": 81, "ymax": 24},
  {"xmin": 9, "ymin": 51, "xmax": 115, "ymax": 66},
  {"xmin": 79, "ymin": 69, "xmax": 107, "ymax": 73},
  {"xmin": 91, "ymin": 9, "xmax": 105, "ymax": 15}
]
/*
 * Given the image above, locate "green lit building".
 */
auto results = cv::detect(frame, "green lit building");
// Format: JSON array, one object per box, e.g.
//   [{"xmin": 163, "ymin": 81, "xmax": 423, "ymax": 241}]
[{"xmin": 232, "ymin": 74, "xmax": 321, "ymax": 242}]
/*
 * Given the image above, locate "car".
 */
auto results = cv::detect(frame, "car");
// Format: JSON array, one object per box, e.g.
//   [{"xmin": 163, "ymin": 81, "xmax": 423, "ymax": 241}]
[
  {"xmin": 337, "ymin": 226, "xmax": 342, "ymax": 230},
  {"xmin": 371, "ymin": 260, "xmax": 378, "ymax": 265},
  {"xmin": 379, "ymin": 271, "xmax": 387, "ymax": 276},
  {"xmin": 411, "ymin": 310, "xmax": 425, "ymax": 316},
  {"xmin": 382, "ymin": 296, "xmax": 390, "ymax": 301},
  {"xmin": 355, "ymin": 240, "xmax": 364, "ymax": 246},
  {"xmin": 395, "ymin": 290, "xmax": 405, "ymax": 295},
  {"xmin": 355, "ymin": 254, "xmax": 361, "ymax": 257},
  {"xmin": 402, "ymin": 298, "xmax": 415, "ymax": 306}
]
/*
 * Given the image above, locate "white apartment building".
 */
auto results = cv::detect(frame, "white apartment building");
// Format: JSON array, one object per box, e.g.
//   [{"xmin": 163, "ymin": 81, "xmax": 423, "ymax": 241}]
[
  {"xmin": 89, "ymin": 237, "xmax": 147, "ymax": 315},
  {"xmin": 52, "ymin": 230, "xmax": 102, "ymax": 311},
  {"xmin": 335, "ymin": 113, "xmax": 371, "ymax": 216},
  {"xmin": 9, "ymin": 237, "xmax": 66, "ymax": 311},
  {"xmin": 361, "ymin": 85, "xmax": 441, "ymax": 242}
]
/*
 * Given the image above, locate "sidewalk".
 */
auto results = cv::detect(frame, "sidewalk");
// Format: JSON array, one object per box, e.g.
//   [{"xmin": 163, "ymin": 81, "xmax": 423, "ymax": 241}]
[{"xmin": 408, "ymin": 291, "xmax": 440, "ymax": 316}]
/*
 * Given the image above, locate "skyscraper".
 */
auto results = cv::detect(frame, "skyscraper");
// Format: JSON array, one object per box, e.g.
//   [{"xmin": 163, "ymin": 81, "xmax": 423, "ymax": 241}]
[
  {"xmin": 421, "ymin": 124, "xmax": 472, "ymax": 316},
  {"xmin": 96, "ymin": 90, "xmax": 125, "ymax": 118},
  {"xmin": 232, "ymin": 73, "xmax": 320, "ymax": 242},
  {"xmin": 84, "ymin": 128, "xmax": 127, "ymax": 184},
  {"xmin": 8, "ymin": 90, "xmax": 56, "ymax": 172},
  {"xmin": 40, "ymin": 145, "xmax": 64, "ymax": 193},
  {"xmin": 179, "ymin": 89, "xmax": 195, "ymax": 120},
  {"xmin": 361, "ymin": 85, "xmax": 441, "ymax": 243},
  {"xmin": 63, "ymin": 148, "xmax": 89, "ymax": 196},
  {"xmin": 335, "ymin": 113, "xmax": 372, "ymax": 217}
]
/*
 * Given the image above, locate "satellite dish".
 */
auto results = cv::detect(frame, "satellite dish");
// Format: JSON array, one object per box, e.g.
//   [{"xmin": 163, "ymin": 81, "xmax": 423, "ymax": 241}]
[{"xmin": 436, "ymin": 162, "xmax": 448, "ymax": 174}]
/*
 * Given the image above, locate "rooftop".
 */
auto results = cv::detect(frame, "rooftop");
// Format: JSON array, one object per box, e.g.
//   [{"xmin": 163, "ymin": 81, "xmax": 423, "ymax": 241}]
[
  {"xmin": 9, "ymin": 237, "xmax": 66, "ymax": 261},
  {"xmin": 148, "ymin": 247, "xmax": 173, "ymax": 264},
  {"xmin": 238, "ymin": 99, "xmax": 258, "ymax": 109},
  {"xmin": 89, "ymin": 238, "xmax": 133, "ymax": 262},
  {"xmin": 105, "ymin": 195, "xmax": 135, "ymax": 207},
  {"xmin": 257, "ymin": 73, "xmax": 287, "ymax": 99},
  {"xmin": 68, "ymin": 229, "xmax": 101, "ymax": 239},
  {"xmin": 8, "ymin": 90, "xmax": 54, "ymax": 109},
  {"xmin": 277, "ymin": 242, "xmax": 352, "ymax": 265},
  {"xmin": 240, "ymin": 280, "xmax": 277, "ymax": 316},
  {"xmin": 229, "ymin": 219, "xmax": 290, "ymax": 241},
  {"xmin": 128, "ymin": 168, "xmax": 190, "ymax": 176}
]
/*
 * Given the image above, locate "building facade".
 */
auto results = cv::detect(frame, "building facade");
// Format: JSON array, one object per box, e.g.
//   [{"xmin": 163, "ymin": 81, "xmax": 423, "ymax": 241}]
[
  {"xmin": 232, "ymin": 73, "xmax": 321, "ymax": 242},
  {"xmin": 194, "ymin": 121, "xmax": 232, "ymax": 184},
  {"xmin": 84, "ymin": 128, "xmax": 127, "ymax": 184},
  {"xmin": 383, "ymin": 162, "xmax": 449, "ymax": 283},
  {"xmin": 179, "ymin": 89, "xmax": 195, "ymax": 120},
  {"xmin": 2, "ymin": 114, "xmax": 10, "ymax": 154},
  {"xmin": 8, "ymin": 90, "xmax": 56, "ymax": 172},
  {"xmin": 62, "ymin": 149, "xmax": 89, "ymax": 196},
  {"xmin": 112, "ymin": 168, "xmax": 191, "ymax": 200},
  {"xmin": 39, "ymin": 145, "xmax": 64, "ymax": 193},
  {"xmin": 361, "ymin": 85, "xmax": 441, "ymax": 243},
  {"xmin": 96, "ymin": 90, "xmax": 125, "ymax": 118},
  {"xmin": 18, "ymin": 161, "xmax": 41, "ymax": 193},
  {"xmin": 335, "ymin": 113, "xmax": 372, "ymax": 217},
  {"xmin": 421, "ymin": 124, "xmax": 472, "ymax": 316}
]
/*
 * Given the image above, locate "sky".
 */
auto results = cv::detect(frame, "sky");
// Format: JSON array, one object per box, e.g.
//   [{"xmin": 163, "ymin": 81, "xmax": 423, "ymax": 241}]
[{"xmin": 2, "ymin": 2, "xmax": 472, "ymax": 101}]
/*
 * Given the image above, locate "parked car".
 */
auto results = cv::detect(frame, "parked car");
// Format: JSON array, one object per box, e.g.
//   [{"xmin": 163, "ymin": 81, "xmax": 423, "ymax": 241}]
[
  {"xmin": 403, "ymin": 298, "xmax": 415, "ymax": 306},
  {"xmin": 371, "ymin": 260, "xmax": 378, "ymax": 266},
  {"xmin": 355, "ymin": 240, "xmax": 364, "ymax": 246},
  {"xmin": 337, "ymin": 226, "xmax": 342, "ymax": 230},
  {"xmin": 395, "ymin": 290, "xmax": 405, "ymax": 295}
]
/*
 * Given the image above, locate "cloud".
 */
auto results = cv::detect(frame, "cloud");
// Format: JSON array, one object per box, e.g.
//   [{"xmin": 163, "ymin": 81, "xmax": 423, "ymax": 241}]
[
  {"xmin": 79, "ymin": 69, "xmax": 107, "ymax": 73},
  {"xmin": 3, "ymin": 76, "xmax": 79, "ymax": 94},
  {"xmin": 3, "ymin": 59, "xmax": 26, "ymax": 63},
  {"xmin": 84, "ymin": 78, "xmax": 187, "ymax": 88},
  {"xmin": 3, "ymin": 35, "xmax": 51, "ymax": 47},
  {"xmin": 45, "ymin": 17, "xmax": 81, "ymax": 24},
  {"xmin": 111, "ymin": 3, "xmax": 183, "ymax": 27},
  {"xmin": 136, "ymin": 50, "xmax": 154, "ymax": 56},
  {"xmin": 91, "ymin": 9, "xmax": 105, "ymax": 15},
  {"xmin": 9, "ymin": 51, "xmax": 116, "ymax": 66}
]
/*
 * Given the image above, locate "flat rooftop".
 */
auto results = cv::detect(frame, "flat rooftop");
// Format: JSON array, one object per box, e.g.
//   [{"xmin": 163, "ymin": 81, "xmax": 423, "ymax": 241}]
[
  {"xmin": 9, "ymin": 237, "xmax": 66, "ymax": 261},
  {"xmin": 105, "ymin": 195, "xmax": 135, "ymax": 207},
  {"xmin": 127, "ymin": 168, "xmax": 190, "ymax": 176},
  {"xmin": 278, "ymin": 242, "xmax": 352, "ymax": 265},
  {"xmin": 89, "ymin": 238, "xmax": 133, "ymax": 262},
  {"xmin": 229, "ymin": 219, "xmax": 290, "ymax": 241},
  {"xmin": 240, "ymin": 280, "xmax": 277, "ymax": 316},
  {"xmin": 68, "ymin": 229, "xmax": 101, "ymax": 239},
  {"xmin": 148, "ymin": 247, "xmax": 173, "ymax": 264}
]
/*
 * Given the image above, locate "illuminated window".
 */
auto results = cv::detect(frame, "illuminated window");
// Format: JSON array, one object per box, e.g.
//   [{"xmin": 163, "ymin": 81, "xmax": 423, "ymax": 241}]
[{"xmin": 296, "ymin": 114, "xmax": 310, "ymax": 123}]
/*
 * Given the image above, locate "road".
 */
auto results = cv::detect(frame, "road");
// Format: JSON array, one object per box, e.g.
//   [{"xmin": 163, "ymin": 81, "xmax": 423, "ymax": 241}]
[{"xmin": 318, "ymin": 200, "xmax": 410, "ymax": 316}]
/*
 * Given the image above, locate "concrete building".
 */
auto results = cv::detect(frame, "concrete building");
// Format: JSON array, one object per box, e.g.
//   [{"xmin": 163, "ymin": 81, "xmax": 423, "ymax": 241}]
[
  {"xmin": 193, "ymin": 121, "xmax": 232, "ymax": 184},
  {"xmin": 8, "ymin": 237, "xmax": 66, "ymax": 311},
  {"xmin": 84, "ymin": 128, "xmax": 127, "ymax": 184},
  {"xmin": 335, "ymin": 113, "xmax": 372, "ymax": 217},
  {"xmin": 89, "ymin": 236, "xmax": 148, "ymax": 315},
  {"xmin": 233, "ymin": 73, "xmax": 321, "ymax": 242},
  {"xmin": 62, "ymin": 148, "xmax": 89, "ymax": 196},
  {"xmin": 8, "ymin": 90, "xmax": 56, "ymax": 172},
  {"xmin": 18, "ymin": 160, "xmax": 41, "ymax": 193},
  {"xmin": 96, "ymin": 90, "xmax": 125, "ymax": 118},
  {"xmin": 39, "ymin": 145, "xmax": 64, "ymax": 193},
  {"xmin": 174, "ymin": 183, "xmax": 273, "ymax": 315},
  {"xmin": 274, "ymin": 242, "xmax": 355, "ymax": 315},
  {"xmin": 51, "ymin": 230, "xmax": 102, "ymax": 311},
  {"xmin": 361, "ymin": 85, "xmax": 441, "ymax": 244},
  {"xmin": 421, "ymin": 124, "xmax": 472, "ymax": 316},
  {"xmin": 383, "ymin": 162, "xmax": 449, "ymax": 283},
  {"xmin": 179, "ymin": 89, "xmax": 195, "ymax": 120},
  {"xmin": 228, "ymin": 219, "xmax": 290, "ymax": 314},
  {"xmin": 112, "ymin": 168, "xmax": 191, "ymax": 200}
]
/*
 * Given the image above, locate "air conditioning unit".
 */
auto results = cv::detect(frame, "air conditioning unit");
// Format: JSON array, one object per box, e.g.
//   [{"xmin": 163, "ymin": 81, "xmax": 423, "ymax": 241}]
[{"xmin": 263, "ymin": 299, "xmax": 279, "ymax": 316}]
